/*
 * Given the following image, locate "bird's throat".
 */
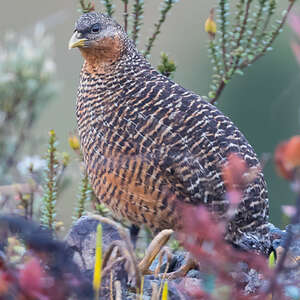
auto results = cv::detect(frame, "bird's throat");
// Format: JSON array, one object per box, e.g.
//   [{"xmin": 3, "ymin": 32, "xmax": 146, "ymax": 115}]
[{"xmin": 80, "ymin": 36, "xmax": 122, "ymax": 74}]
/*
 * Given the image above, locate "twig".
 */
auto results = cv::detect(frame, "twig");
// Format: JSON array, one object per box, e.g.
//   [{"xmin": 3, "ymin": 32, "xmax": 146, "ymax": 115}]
[
  {"xmin": 247, "ymin": 0, "xmax": 296, "ymax": 66},
  {"xmin": 132, "ymin": 0, "xmax": 144, "ymax": 44},
  {"xmin": 256, "ymin": 0, "xmax": 277, "ymax": 46},
  {"xmin": 209, "ymin": 0, "xmax": 295, "ymax": 105},
  {"xmin": 236, "ymin": 0, "xmax": 252, "ymax": 51},
  {"xmin": 210, "ymin": 80, "xmax": 226, "ymax": 105},
  {"xmin": 102, "ymin": 257, "xmax": 126, "ymax": 278},
  {"xmin": 2, "ymin": 97, "xmax": 36, "ymax": 175},
  {"xmin": 151, "ymin": 282, "xmax": 159, "ymax": 300},
  {"xmin": 115, "ymin": 281, "xmax": 122, "ymax": 300},
  {"xmin": 138, "ymin": 229, "xmax": 173, "ymax": 273},
  {"xmin": 122, "ymin": 0, "xmax": 129, "ymax": 33},
  {"xmin": 74, "ymin": 170, "xmax": 90, "ymax": 221},
  {"xmin": 110, "ymin": 270, "xmax": 114, "ymax": 300},
  {"xmin": 79, "ymin": 0, "xmax": 95, "ymax": 13},
  {"xmin": 28, "ymin": 176, "xmax": 35, "ymax": 219},
  {"xmin": 220, "ymin": 0, "xmax": 229, "ymax": 73},
  {"xmin": 246, "ymin": 0, "xmax": 266, "ymax": 49},
  {"xmin": 157, "ymin": 261, "xmax": 170, "ymax": 297},
  {"xmin": 210, "ymin": 0, "xmax": 252, "ymax": 105},
  {"xmin": 88, "ymin": 213, "xmax": 141, "ymax": 288},
  {"xmin": 41, "ymin": 130, "xmax": 58, "ymax": 229},
  {"xmin": 144, "ymin": 0, "xmax": 176, "ymax": 57},
  {"xmin": 0, "ymin": 183, "xmax": 40, "ymax": 196},
  {"xmin": 102, "ymin": 0, "xmax": 114, "ymax": 17}
]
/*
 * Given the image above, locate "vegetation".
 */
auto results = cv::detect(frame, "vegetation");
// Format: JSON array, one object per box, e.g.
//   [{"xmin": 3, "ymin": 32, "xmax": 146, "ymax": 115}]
[{"xmin": 0, "ymin": 0, "xmax": 299, "ymax": 299}]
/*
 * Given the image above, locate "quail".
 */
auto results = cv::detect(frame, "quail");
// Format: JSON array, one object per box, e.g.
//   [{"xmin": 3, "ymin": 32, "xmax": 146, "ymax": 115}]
[{"xmin": 69, "ymin": 12, "xmax": 271, "ymax": 257}]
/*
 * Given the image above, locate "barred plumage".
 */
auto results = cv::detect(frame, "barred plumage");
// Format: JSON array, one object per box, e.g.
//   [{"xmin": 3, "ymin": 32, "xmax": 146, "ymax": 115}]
[{"xmin": 70, "ymin": 12, "xmax": 270, "ymax": 253}]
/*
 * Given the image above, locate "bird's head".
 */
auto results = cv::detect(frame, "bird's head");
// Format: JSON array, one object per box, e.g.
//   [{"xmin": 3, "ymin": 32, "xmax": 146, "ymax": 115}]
[{"xmin": 69, "ymin": 12, "xmax": 129, "ymax": 70}]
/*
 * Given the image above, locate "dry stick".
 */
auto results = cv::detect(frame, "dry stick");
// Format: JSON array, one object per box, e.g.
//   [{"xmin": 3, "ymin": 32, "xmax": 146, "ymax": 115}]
[
  {"xmin": 0, "ymin": 183, "xmax": 40, "ymax": 196},
  {"xmin": 28, "ymin": 180, "xmax": 35, "ymax": 219},
  {"xmin": 151, "ymin": 282, "xmax": 159, "ymax": 300},
  {"xmin": 154, "ymin": 247, "xmax": 173, "ymax": 277},
  {"xmin": 157, "ymin": 261, "xmax": 170, "ymax": 298},
  {"xmin": 102, "ymin": 257, "xmax": 126, "ymax": 278},
  {"xmin": 110, "ymin": 270, "xmax": 114, "ymax": 300},
  {"xmin": 0, "ymin": 90, "xmax": 23, "ymax": 137},
  {"xmin": 2, "ymin": 97, "xmax": 36, "ymax": 175},
  {"xmin": 138, "ymin": 229, "xmax": 173, "ymax": 273},
  {"xmin": 102, "ymin": 241, "xmax": 135, "ymax": 277},
  {"xmin": 114, "ymin": 281, "xmax": 122, "ymax": 300}
]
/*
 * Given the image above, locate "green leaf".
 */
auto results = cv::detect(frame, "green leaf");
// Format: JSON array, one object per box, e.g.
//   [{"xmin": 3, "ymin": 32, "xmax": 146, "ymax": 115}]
[{"xmin": 268, "ymin": 251, "xmax": 276, "ymax": 269}]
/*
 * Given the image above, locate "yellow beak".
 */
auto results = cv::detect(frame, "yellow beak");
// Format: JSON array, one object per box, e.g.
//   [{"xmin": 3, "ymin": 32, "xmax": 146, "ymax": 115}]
[{"xmin": 68, "ymin": 31, "xmax": 87, "ymax": 50}]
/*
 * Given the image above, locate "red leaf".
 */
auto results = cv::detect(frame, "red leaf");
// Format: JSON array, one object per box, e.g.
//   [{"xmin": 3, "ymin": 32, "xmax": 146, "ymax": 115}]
[
  {"xmin": 0, "ymin": 272, "xmax": 11, "ymax": 295},
  {"xmin": 19, "ymin": 258, "xmax": 44, "ymax": 296},
  {"xmin": 275, "ymin": 136, "xmax": 300, "ymax": 180},
  {"xmin": 222, "ymin": 153, "xmax": 247, "ymax": 191},
  {"xmin": 288, "ymin": 13, "xmax": 300, "ymax": 40}
]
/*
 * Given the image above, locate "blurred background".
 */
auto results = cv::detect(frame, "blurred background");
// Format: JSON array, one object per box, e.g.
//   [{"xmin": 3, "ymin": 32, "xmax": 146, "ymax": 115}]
[{"xmin": 0, "ymin": 0, "xmax": 299, "ymax": 228}]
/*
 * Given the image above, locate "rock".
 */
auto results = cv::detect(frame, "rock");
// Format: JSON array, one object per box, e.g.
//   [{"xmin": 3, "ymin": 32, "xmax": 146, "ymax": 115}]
[
  {"xmin": 139, "ymin": 276, "xmax": 190, "ymax": 300},
  {"xmin": 65, "ymin": 217, "xmax": 299, "ymax": 298},
  {"xmin": 65, "ymin": 218, "xmax": 195, "ymax": 299},
  {"xmin": 65, "ymin": 216, "xmax": 131, "ymax": 298},
  {"xmin": 187, "ymin": 269, "xmax": 202, "ymax": 279},
  {"xmin": 244, "ymin": 269, "xmax": 263, "ymax": 294},
  {"xmin": 65, "ymin": 216, "xmax": 122, "ymax": 271},
  {"xmin": 150, "ymin": 251, "xmax": 186, "ymax": 274}
]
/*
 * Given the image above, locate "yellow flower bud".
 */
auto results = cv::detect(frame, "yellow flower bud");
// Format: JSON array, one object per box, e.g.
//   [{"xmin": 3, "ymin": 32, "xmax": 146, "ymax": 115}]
[
  {"xmin": 49, "ymin": 129, "xmax": 55, "ymax": 137},
  {"xmin": 205, "ymin": 8, "xmax": 217, "ymax": 39},
  {"xmin": 68, "ymin": 134, "xmax": 80, "ymax": 151}
]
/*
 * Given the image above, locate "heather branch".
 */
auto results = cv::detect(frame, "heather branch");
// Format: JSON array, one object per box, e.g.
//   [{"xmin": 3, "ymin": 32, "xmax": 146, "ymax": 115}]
[
  {"xmin": 233, "ymin": 0, "xmax": 245, "ymax": 35},
  {"xmin": 246, "ymin": 0, "xmax": 267, "ymax": 49},
  {"xmin": 132, "ymin": 0, "xmax": 144, "ymax": 44},
  {"xmin": 101, "ymin": 0, "xmax": 114, "ymax": 17},
  {"xmin": 258, "ymin": 0, "xmax": 277, "ymax": 43},
  {"xmin": 144, "ymin": 0, "xmax": 178, "ymax": 57},
  {"xmin": 208, "ymin": 40, "xmax": 221, "ymax": 75},
  {"xmin": 79, "ymin": 0, "xmax": 95, "ymax": 13},
  {"xmin": 247, "ymin": 1, "xmax": 295, "ymax": 66},
  {"xmin": 157, "ymin": 52, "xmax": 176, "ymax": 78},
  {"xmin": 121, "ymin": 0, "xmax": 129, "ymax": 33},
  {"xmin": 73, "ymin": 170, "xmax": 91, "ymax": 221},
  {"xmin": 236, "ymin": 0, "xmax": 252, "ymax": 49},
  {"xmin": 208, "ymin": 0, "xmax": 296, "ymax": 105},
  {"xmin": 41, "ymin": 130, "xmax": 58, "ymax": 230},
  {"xmin": 219, "ymin": 0, "xmax": 229, "ymax": 73}
]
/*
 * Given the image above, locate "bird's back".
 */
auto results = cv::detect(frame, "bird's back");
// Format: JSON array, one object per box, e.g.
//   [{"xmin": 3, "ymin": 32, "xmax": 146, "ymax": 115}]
[{"xmin": 77, "ymin": 49, "xmax": 270, "ymax": 252}]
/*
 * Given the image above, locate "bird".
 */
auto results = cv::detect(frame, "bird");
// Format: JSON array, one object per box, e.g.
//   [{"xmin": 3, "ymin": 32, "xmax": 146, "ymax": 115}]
[{"xmin": 69, "ymin": 12, "xmax": 271, "ymax": 262}]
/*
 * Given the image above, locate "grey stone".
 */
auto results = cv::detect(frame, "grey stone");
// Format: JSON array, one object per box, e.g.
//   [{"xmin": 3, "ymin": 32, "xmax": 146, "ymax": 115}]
[
  {"xmin": 65, "ymin": 216, "xmax": 121, "ymax": 271},
  {"xmin": 187, "ymin": 269, "xmax": 201, "ymax": 279}
]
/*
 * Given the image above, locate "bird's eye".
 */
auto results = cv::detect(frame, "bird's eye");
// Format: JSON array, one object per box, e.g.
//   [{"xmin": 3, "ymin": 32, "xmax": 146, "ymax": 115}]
[{"xmin": 91, "ymin": 23, "xmax": 100, "ymax": 33}]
